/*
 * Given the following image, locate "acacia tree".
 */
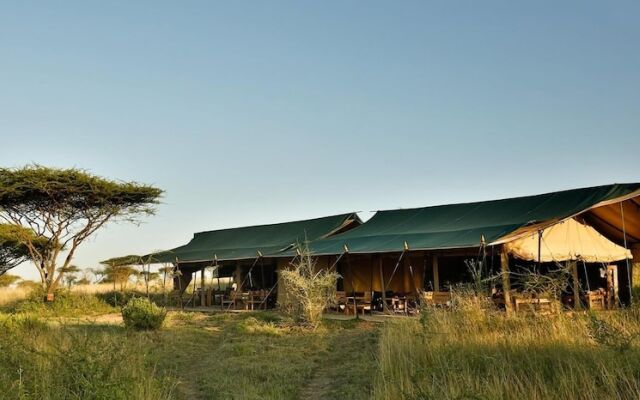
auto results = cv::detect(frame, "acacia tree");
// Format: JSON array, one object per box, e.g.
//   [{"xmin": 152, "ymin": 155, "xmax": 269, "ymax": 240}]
[
  {"xmin": 0, "ymin": 165, "xmax": 162, "ymax": 298},
  {"xmin": 59, "ymin": 264, "xmax": 81, "ymax": 289},
  {"xmin": 0, "ymin": 223, "xmax": 49, "ymax": 276}
]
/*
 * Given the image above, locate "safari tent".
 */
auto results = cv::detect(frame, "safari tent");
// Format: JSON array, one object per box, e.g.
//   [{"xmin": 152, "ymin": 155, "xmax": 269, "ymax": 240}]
[
  {"xmin": 146, "ymin": 213, "xmax": 362, "ymax": 307},
  {"xmin": 304, "ymin": 183, "xmax": 640, "ymax": 311},
  {"xmin": 146, "ymin": 183, "xmax": 640, "ymax": 312}
]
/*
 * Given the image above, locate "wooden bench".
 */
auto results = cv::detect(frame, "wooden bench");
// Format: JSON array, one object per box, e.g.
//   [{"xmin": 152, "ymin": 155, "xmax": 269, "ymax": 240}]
[{"xmin": 513, "ymin": 296, "xmax": 553, "ymax": 314}]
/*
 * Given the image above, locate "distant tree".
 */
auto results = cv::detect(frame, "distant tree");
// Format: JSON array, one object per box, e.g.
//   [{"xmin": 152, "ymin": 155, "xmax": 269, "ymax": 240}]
[
  {"xmin": 0, "ymin": 273, "xmax": 20, "ymax": 287},
  {"xmin": 16, "ymin": 279, "xmax": 41, "ymax": 291},
  {"xmin": 0, "ymin": 165, "xmax": 162, "ymax": 298},
  {"xmin": 0, "ymin": 224, "xmax": 50, "ymax": 276},
  {"xmin": 76, "ymin": 268, "xmax": 93, "ymax": 286},
  {"xmin": 101, "ymin": 255, "xmax": 158, "ymax": 298},
  {"xmin": 76, "ymin": 277, "xmax": 91, "ymax": 286},
  {"xmin": 99, "ymin": 263, "xmax": 138, "ymax": 292},
  {"xmin": 59, "ymin": 264, "xmax": 81, "ymax": 289}
]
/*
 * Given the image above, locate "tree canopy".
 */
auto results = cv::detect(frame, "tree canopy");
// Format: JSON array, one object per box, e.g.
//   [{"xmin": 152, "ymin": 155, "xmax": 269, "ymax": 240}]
[
  {"xmin": 0, "ymin": 223, "xmax": 49, "ymax": 276},
  {"xmin": 0, "ymin": 165, "xmax": 163, "ymax": 294}
]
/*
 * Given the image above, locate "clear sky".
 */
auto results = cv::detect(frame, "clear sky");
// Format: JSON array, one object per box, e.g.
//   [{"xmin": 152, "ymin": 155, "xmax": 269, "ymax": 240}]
[{"xmin": 2, "ymin": 1, "xmax": 639, "ymax": 280}]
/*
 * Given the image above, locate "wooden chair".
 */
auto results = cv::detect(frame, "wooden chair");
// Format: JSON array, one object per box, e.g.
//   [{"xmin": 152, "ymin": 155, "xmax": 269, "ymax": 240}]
[
  {"xmin": 333, "ymin": 291, "xmax": 347, "ymax": 313},
  {"xmin": 390, "ymin": 295, "xmax": 407, "ymax": 315},
  {"xmin": 349, "ymin": 291, "xmax": 373, "ymax": 315},
  {"xmin": 246, "ymin": 290, "xmax": 266, "ymax": 310},
  {"xmin": 221, "ymin": 291, "xmax": 239, "ymax": 310}
]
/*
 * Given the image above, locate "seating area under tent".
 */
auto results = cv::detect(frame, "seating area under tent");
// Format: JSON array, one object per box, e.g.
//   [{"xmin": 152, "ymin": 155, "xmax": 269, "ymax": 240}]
[
  {"xmin": 140, "ymin": 183, "xmax": 640, "ymax": 315},
  {"xmin": 144, "ymin": 213, "xmax": 362, "ymax": 310},
  {"xmin": 296, "ymin": 183, "xmax": 640, "ymax": 315}
]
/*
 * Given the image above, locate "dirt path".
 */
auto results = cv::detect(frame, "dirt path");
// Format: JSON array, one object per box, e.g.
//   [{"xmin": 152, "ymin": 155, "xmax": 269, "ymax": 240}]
[{"xmin": 298, "ymin": 324, "xmax": 379, "ymax": 400}]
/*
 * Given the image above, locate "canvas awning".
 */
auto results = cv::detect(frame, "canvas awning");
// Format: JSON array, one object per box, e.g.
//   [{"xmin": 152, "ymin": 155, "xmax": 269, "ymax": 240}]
[
  {"xmin": 504, "ymin": 218, "xmax": 632, "ymax": 263},
  {"xmin": 145, "ymin": 213, "xmax": 361, "ymax": 263},
  {"xmin": 306, "ymin": 183, "xmax": 640, "ymax": 256}
]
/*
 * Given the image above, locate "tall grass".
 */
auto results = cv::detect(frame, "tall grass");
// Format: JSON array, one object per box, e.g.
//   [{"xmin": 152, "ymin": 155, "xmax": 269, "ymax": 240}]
[
  {"xmin": 0, "ymin": 314, "xmax": 176, "ymax": 400},
  {"xmin": 0, "ymin": 286, "xmax": 33, "ymax": 307},
  {"xmin": 374, "ymin": 296, "xmax": 640, "ymax": 400}
]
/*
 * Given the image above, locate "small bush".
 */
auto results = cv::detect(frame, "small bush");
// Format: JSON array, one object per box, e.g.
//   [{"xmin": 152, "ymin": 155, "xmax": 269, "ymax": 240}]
[
  {"xmin": 279, "ymin": 245, "xmax": 338, "ymax": 330},
  {"xmin": 122, "ymin": 297, "xmax": 166, "ymax": 331}
]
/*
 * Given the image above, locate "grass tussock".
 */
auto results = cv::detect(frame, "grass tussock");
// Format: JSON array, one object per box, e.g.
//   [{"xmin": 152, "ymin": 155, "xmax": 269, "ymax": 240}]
[{"xmin": 374, "ymin": 296, "xmax": 640, "ymax": 400}]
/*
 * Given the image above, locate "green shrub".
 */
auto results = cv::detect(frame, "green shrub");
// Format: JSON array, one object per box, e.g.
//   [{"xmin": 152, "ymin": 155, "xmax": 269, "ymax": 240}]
[{"xmin": 122, "ymin": 297, "xmax": 166, "ymax": 331}]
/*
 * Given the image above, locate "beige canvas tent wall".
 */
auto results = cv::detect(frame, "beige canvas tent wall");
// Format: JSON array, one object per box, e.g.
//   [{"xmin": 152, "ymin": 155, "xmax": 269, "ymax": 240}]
[{"xmin": 504, "ymin": 218, "xmax": 632, "ymax": 263}]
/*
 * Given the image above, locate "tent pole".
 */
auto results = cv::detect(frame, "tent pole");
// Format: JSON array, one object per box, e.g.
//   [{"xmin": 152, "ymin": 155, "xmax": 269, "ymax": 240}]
[
  {"xmin": 621, "ymin": 202, "xmax": 633, "ymax": 304},
  {"xmin": 260, "ymin": 258, "xmax": 266, "ymax": 290},
  {"xmin": 328, "ymin": 251, "xmax": 346, "ymax": 272},
  {"xmin": 500, "ymin": 249, "xmax": 513, "ymax": 315},
  {"xmin": 176, "ymin": 258, "xmax": 184, "ymax": 310},
  {"xmin": 582, "ymin": 261, "xmax": 591, "ymax": 292},
  {"xmin": 537, "ymin": 229, "xmax": 543, "ymax": 268},
  {"xmin": 570, "ymin": 261, "xmax": 582, "ymax": 310},
  {"xmin": 384, "ymin": 250, "xmax": 406, "ymax": 293},
  {"xmin": 368, "ymin": 255, "xmax": 375, "ymax": 314},
  {"xmin": 346, "ymin": 253, "xmax": 358, "ymax": 319},
  {"xmin": 237, "ymin": 255, "xmax": 262, "ymax": 292},
  {"xmin": 200, "ymin": 267, "xmax": 206, "ymax": 307},
  {"xmin": 379, "ymin": 256, "xmax": 390, "ymax": 313},
  {"xmin": 432, "ymin": 255, "xmax": 440, "ymax": 292}
]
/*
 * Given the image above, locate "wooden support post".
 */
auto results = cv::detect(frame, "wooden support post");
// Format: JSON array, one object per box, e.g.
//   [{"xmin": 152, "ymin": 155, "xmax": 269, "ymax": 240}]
[
  {"xmin": 234, "ymin": 262, "xmax": 241, "ymax": 291},
  {"xmin": 500, "ymin": 250, "xmax": 513, "ymax": 315},
  {"xmin": 200, "ymin": 267, "xmax": 206, "ymax": 307},
  {"xmin": 403, "ymin": 255, "xmax": 411, "ymax": 294},
  {"xmin": 570, "ymin": 261, "xmax": 582, "ymax": 310},
  {"xmin": 631, "ymin": 245, "xmax": 640, "ymax": 304},
  {"xmin": 432, "ymin": 255, "xmax": 440, "ymax": 292},
  {"xmin": 379, "ymin": 256, "xmax": 389, "ymax": 313}
]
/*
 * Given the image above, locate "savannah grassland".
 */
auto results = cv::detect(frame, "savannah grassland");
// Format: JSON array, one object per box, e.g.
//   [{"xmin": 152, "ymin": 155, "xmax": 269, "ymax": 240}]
[{"xmin": 1, "ymin": 286, "xmax": 640, "ymax": 400}]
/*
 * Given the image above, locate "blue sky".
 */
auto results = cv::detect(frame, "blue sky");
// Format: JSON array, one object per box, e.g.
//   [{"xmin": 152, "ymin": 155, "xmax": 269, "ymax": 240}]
[{"xmin": 2, "ymin": 1, "xmax": 639, "ymax": 279}]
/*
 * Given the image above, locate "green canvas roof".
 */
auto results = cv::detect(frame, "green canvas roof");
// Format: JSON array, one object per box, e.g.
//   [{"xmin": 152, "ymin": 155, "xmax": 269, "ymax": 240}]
[
  {"xmin": 306, "ymin": 183, "xmax": 640, "ymax": 256},
  {"xmin": 147, "ymin": 213, "xmax": 361, "ymax": 263}
]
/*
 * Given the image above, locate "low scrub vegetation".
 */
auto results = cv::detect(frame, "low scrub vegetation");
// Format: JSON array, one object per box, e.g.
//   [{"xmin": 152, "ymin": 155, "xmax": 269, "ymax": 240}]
[{"xmin": 122, "ymin": 297, "xmax": 167, "ymax": 331}]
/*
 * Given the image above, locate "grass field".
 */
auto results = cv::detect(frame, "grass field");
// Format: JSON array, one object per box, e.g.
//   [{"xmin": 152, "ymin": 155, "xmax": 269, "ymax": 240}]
[
  {"xmin": 1, "ymin": 287, "xmax": 640, "ymax": 400},
  {"xmin": 0, "ymin": 290, "xmax": 378, "ymax": 400}
]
